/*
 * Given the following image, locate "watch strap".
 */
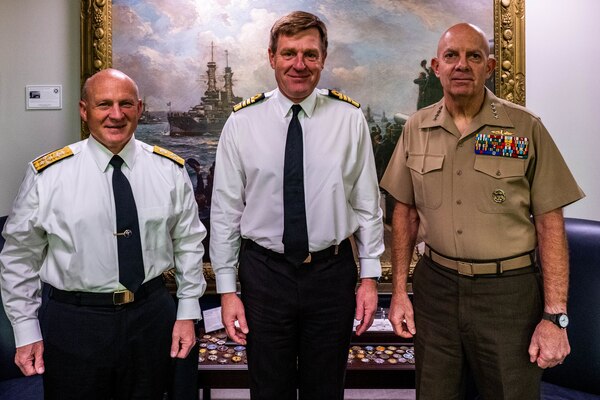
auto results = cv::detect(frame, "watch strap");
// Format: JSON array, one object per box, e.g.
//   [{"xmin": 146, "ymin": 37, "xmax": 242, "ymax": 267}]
[{"xmin": 542, "ymin": 312, "xmax": 568, "ymax": 328}]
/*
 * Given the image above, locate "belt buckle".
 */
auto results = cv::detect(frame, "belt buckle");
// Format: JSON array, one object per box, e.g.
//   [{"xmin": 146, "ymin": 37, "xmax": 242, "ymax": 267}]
[
  {"xmin": 303, "ymin": 253, "xmax": 312, "ymax": 264},
  {"xmin": 113, "ymin": 290, "xmax": 134, "ymax": 305},
  {"xmin": 457, "ymin": 261, "xmax": 475, "ymax": 277}
]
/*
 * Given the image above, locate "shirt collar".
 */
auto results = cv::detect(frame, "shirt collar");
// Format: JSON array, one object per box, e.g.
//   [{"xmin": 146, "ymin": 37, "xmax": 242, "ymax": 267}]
[
  {"xmin": 87, "ymin": 134, "xmax": 138, "ymax": 172},
  {"xmin": 273, "ymin": 88, "xmax": 318, "ymax": 119},
  {"xmin": 419, "ymin": 88, "xmax": 515, "ymax": 136}
]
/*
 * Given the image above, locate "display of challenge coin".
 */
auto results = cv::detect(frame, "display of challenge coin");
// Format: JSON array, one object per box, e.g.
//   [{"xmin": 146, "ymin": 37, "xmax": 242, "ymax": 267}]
[
  {"xmin": 199, "ymin": 330, "xmax": 415, "ymax": 368},
  {"xmin": 198, "ymin": 331, "xmax": 248, "ymax": 365},
  {"xmin": 346, "ymin": 344, "xmax": 415, "ymax": 365}
]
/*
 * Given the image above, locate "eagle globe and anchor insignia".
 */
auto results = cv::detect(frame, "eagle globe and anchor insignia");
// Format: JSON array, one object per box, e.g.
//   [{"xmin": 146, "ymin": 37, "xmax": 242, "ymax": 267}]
[{"xmin": 492, "ymin": 189, "xmax": 506, "ymax": 204}]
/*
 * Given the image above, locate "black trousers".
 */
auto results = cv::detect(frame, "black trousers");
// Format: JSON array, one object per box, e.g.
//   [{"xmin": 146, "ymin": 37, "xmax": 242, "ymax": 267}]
[
  {"xmin": 412, "ymin": 255, "xmax": 544, "ymax": 400},
  {"xmin": 41, "ymin": 284, "xmax": 176, "ymax": 400},
  {"xmin": 239, "ymin": 240, "xmax": 358, "ymax": 400}
]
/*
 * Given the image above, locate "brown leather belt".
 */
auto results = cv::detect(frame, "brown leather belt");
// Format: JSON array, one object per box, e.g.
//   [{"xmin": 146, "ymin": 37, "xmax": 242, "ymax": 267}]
[{"xmin": 424, "ymin": 245, "xmax": 535, "ymax": 276}]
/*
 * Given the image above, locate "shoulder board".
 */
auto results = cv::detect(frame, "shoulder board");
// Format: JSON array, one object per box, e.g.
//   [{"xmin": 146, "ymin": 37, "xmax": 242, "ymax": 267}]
[
  {"xmin": 233, "ymin": 93, "xmax": 266, "ymax": 112},
  {"xmin": 32, "ymin": 146, "xmax": 74, "ymax": 173},
  {"xmin": 153, "ymin": 146, "xmax": 185, "ymax": 167},
  {"xmin": 327, "ymin": 89, "xmax": 360, "ymax": 108}
]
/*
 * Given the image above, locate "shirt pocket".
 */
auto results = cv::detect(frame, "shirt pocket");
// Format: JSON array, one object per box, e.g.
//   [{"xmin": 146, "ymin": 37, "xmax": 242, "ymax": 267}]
[
  {"xmin": 473, "ymin": 155, "xmax": 528, "ymax": 214},
  {"xmin": 407, "ymin": 154, "xmax": 444, "ymax": 209},
  {"xmin": 138, "ymin": 205, "xmax": 173, "ymax": 250}
]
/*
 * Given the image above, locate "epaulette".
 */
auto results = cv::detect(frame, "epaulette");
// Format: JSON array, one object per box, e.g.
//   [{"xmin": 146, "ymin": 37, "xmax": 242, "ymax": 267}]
[
  {"xmin": 233, "ymin": 93, "xmax": 266, "ymax": 112},
  {"xmin": 327, "ymin": 89, "xmax": 360, "ymax": 108},
  {"xmin": 32, "ymin": 146, "xmax": 74, "ymax": 173},
  {"xmin": 153, "ymin": 146, "xmax": 184, "ymax": 167}
]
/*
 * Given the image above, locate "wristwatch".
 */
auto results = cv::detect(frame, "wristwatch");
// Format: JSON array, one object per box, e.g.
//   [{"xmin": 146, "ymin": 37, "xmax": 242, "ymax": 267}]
[{"xmin": 542, "ymin": 312, "xmax": 569, "ymax": 329}]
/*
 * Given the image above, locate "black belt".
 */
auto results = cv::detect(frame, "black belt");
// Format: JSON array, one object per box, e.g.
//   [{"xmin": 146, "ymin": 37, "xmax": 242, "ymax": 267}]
[
  {"xmin": 49, "ymin": 276, "xmax": 165, "ymax": 306},
  {"xmin": 244, "ymin": 239, "xmax": 349, "ymax": 264},
  {"xmin": 424, "ymin": 245, "xmax": 535, "ymax": 276}
]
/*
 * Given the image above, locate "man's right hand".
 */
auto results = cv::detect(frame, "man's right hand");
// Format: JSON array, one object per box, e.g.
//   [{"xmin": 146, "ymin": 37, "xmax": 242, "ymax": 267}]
[
  {"xmin": 221, "ymin": 292, "xmax": 249, "ymax": 345},
  {"xmin": 389, "ymin": 292, "xmax": 417, "ymax": 339},
  {"xmin": 15, "ymin": 340, "xmax": 45, "ymax": 376}
]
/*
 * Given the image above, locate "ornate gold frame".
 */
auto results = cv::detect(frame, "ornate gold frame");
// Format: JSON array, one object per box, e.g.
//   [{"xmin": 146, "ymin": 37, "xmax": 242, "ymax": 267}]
[
  {"xmin": 80, "ymin": 0, "xmax": 525, "ymax": 106},
  {"xmin": 494, "ymin": 0, "xmax": 526, "ymax": 105},
  {"xmin": 80, "ymin": 0, "xmax": 526, "ymax": 287}
]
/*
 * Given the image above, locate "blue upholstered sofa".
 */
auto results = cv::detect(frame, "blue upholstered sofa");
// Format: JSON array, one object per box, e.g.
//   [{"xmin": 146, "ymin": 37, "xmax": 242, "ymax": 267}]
[{"xmin": 540, "ymin": 217, "xmax": 600, "ymax": 399}]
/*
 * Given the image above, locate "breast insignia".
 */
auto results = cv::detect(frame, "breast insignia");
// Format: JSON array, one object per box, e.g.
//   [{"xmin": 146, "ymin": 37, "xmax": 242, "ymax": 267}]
[
  {"xmin": 32, "ymin": 146, "xmax": 74, "ymax": 173},
  {"xmin": 233, "ymin": 93, "xmax": 266, "ymax": 112},
  {"xmin": 327, "ymin": 89, "xmax": 360, "ymax": 108},
  {"xmin": 153, "ymin": 146, "xmax": 185, "ymax": 167}
]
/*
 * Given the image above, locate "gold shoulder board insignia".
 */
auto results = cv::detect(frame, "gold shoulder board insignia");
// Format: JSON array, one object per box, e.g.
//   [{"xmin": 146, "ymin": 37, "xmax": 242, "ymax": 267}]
[
  {"xmin": 233, "ymin": 93, "xmax": 266, "ymax": 112},
  {"xmin": 153, "ymin": 146, "xmax": 185, "ymax": 167},
  {"xmin": 328, "ymin": 89, "xmax": 360, "ymax": 108},
  {"xmin": 32, "ymin": 146, "xmax": 74, "ymax": 173}
]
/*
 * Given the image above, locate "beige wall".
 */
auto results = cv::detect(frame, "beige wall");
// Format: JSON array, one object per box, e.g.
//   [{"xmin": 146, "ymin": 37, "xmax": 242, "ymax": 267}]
[
  {"xmin": 0, "ymin": 0, "xmax": 598, "ymax": 220},
  {"xmin": 526, "ymin": 0, "xmax": 599, "ymax": 221},
  {"xmin": 0, "ymin": 1, "xmax": 80, "ymax": 216}
]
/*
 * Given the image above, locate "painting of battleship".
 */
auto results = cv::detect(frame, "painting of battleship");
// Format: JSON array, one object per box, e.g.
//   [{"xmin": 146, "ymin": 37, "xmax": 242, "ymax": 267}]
[{"xmin": 167, "ymin": 44, "xmax": 242, "ymax": 136}]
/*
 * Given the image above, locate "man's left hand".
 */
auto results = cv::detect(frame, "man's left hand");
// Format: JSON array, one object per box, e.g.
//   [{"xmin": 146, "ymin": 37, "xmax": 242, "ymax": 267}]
[
  {"xmin": 354, "ymin": 278, "xmax": 378, "ymax": 336},
  {"xmin": 170, "ymin": 319, "xmax": 196, "ymax": 359},
  {"xmin": 528, "ymin": 320, "xmax": 570, "ymax": 368}
]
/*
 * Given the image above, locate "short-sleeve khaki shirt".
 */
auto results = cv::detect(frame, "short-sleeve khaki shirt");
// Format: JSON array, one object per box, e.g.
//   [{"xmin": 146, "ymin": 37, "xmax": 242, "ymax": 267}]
[{"xmin": 380, "ymin": 88, "xmax": 585, "ymax": 260}]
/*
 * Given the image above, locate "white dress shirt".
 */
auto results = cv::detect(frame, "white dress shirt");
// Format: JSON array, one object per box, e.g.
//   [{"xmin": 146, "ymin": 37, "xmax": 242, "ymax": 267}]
[
  {"xmin": 210, "ymin": 88, "xmax": 384, "ymax": 293},
  {"xmin": 0, "ymin": 135, "xmax": 207, "ymax": 347}
]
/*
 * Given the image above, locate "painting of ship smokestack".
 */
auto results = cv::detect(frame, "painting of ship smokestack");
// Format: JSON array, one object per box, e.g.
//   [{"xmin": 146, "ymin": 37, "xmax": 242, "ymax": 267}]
[{"xmin": 168, "ymin": 43, "xmax": 242, "ymax": 136}]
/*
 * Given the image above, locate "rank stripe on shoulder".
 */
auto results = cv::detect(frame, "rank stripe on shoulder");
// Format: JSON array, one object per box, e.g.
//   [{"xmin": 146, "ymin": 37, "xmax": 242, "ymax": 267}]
[
  {"xmin": 153, "ymin": 145, "xmax": 185, "ymax": 167},
  {"xmin": 32, "ymin": 146, "xmax": 74, "ymax": 173},
  {"xmin": 233, "ymin": 93, "xmax": 265, "ymax": 112},
  {"xmin": 327, "ymin": 89, "xmax": 360, "ymax": 108}
]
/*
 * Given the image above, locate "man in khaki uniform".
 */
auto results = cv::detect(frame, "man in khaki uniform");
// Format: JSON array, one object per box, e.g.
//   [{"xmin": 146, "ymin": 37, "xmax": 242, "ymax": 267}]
[{"xmin": 380, "ymin": 23, "xmax": 584, "ymax": 399}]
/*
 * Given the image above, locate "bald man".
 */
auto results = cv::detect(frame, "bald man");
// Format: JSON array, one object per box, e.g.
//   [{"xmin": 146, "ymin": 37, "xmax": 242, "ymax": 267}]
[
  {"xmin": 381, "ymin": 23, "xmax": 584, "ymax": 399},
  {"xmin": 0, "ymin": 69, "xmax": 207, "ymax": 399}
]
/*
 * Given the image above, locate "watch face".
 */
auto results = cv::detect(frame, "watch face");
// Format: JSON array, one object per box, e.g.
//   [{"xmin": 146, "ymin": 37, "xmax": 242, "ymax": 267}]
[{"xmin": 558, "ymin": 314, "xmax": 569, "ymax": 328}]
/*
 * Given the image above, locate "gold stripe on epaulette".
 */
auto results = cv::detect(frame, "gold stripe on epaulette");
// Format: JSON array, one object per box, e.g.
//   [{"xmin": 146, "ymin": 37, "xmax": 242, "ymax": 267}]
[
  {"xmin": 233, "ymin": 93, "xmax": 266, "ymax": 112},
  {"xmin": 153, "ymin": 146, "xmax": 185, "ymax": 167},
  {"xmin": 328, "ymin": 89, "xmax": 360, "ymax": 108},
  {"xmin": 32, "ymin": 146, "xmax": 74, "ymax": 173}
]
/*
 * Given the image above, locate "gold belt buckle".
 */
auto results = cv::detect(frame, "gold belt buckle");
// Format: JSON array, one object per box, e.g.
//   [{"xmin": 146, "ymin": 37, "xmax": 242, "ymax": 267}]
[
  {"xmin": 113, "ymin": 290, "xmax": 134, "ymax": 305},
  {"xmin": 303, "ymin": 253, "xmax": 312, "ymax": 264},
  {"xmin": 457, "ymin": 261, "xmax": 475, "ymax": 277}
]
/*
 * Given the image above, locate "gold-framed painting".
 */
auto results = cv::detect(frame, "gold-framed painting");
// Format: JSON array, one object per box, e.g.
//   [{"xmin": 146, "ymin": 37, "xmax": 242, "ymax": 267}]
[{"xmin": 80, "ymin": 0, "xmax": 525, "ymax": 289}]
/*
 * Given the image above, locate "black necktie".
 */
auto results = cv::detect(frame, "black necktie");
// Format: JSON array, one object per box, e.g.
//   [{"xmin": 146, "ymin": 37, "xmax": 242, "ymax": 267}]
[
  {"xmin": 110, "ymin": 155, "xmax": 145, "ymax": 292},
  {"xmin": 282, "ymin": 104, "xmax": 309, "ymax": 265}
]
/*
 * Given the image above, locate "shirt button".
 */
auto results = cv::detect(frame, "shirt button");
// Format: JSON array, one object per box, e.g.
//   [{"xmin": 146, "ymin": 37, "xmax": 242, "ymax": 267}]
[
  {"xmin": 457, "ymin": 229, "xmax": 463, "ymax": 235},
  {"xmin": 457, "ymin": 143, "xmax": 463, "ymax": 148},
  {"xmin": 456, "ymin": 170, "xmax": 463, "ymax": 176},
  {"xmin": 456, "ymin": 199, "xmax": 462, "ymax": 205}
]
